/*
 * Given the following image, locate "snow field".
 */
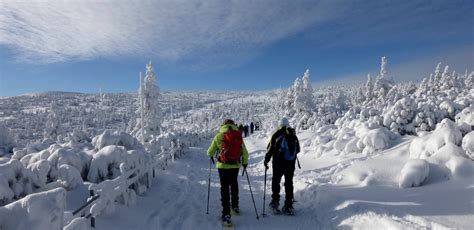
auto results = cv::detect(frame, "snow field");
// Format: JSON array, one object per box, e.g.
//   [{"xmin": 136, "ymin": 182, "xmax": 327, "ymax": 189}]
[{"xmin": 0, "ymin": 59, "xmax": 472, "ymax": 229}]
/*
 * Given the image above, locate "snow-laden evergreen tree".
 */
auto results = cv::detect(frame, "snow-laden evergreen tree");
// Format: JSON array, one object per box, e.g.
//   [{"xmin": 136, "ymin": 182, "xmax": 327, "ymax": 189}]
[
  {"xmin": 365, "ymin": 74, "xmax": 374, "ymax": 103},
  {"xmin": 281, "ymin": 70, "xmax": 318, "ymax": 130},
  {"xmin": 373, "ymin": 56, "xmax": 394, "ymax": 102},
  {"xmin": 465, "ymin": 71, "xmax": 474, "ymax": 89},
  {"xmin": 356, "ymin": 86, "xmax": 366, "ymax": 105},
  {"xmin": 131, "ymin": 61, "xmax": 162, "ymax": 143},
  {"xmin": 302, "ymin": 69, "xmax": 315, "ymax": 108},
  {"xmin": 283, "ymin": 78, "xmax": 301, "ymax": 117},
  {"xmin": 0, "ymin": 124, "xmax": 15, "ymax": 156},
  {"xmin": 44, "ymin": 103, "xmax": 60, "ymax": 140}
]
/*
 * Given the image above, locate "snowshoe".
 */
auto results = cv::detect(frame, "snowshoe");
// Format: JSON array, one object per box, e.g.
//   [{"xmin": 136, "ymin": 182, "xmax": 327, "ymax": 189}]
[
  {"xmin": 222, "ymin": 215, "xmax": 234, "ymax": 228},
  {"xmin": 281, "ymin": 206, "xmax": 295, "ymax": 216},
  {"xmin": 231, "ymin": 207, "xmax": 240, "ymax": 216},
  {"xmin": 269, "ymin": 202, "xmax": 281, "ymax": 215}
]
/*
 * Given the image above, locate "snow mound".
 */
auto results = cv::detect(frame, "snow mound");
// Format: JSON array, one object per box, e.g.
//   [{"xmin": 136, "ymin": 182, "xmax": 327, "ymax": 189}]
[
  {"xmin": 445, "ymin": 157, "xmax": 474, "ymax": 179},
  {"xmin": 399, "ymin": 159, "xmax": 429, "ymax": 188},
  {"xmin": 406, "ymin": 118, "xmax": 474, "ymax": 185},
  {"xmin": 47, "ymin": 148, "xmax": 91, "ymax": 181},
  {"xmin": 92, "ymin": 130, "xmax": 144, "ymax": 151},
  {"xmin": 356, "ymin": 126, "xmax": 394, "ymax": 155},
  {"xmin": 339, "ymin": 211, "xmax": 449, "ymax": 230},
  {"xmin": 58, "ymin": 164, "xmax": 83, "ymax": 190},
  {"xmin": 0, "ymin": 125, "xmax": 15, "ymax": 156},
  {"xmin": 409, "ymin": 119, "xmax": 463, "ymax": 159},
  {"xmin": 64, "ymin": 217, "xmax": 89, "ymax": 230},
  {"xmin": 87, "ymin": 145, "xmax": 152, "ymax": 183},
  {"xmin": 0, "ymin": 187, "xmax": 66, "ymax": 230},
  {"xmin": 455, "ymin": 106, "xmax": 474, "ymax": 126},
  {"xmin": 26, "ymin": 159, "xmax": 51, "ymax": 186},
  {"xmin": 308, "ymin": 119, "xmax": 397, "ymax": 158},
  {"xmin": 87, "ymin": 146, "xmax": 128, "ymax": 183},
  {"xmin": 462, "ymin": 131, "xmax": 474, "ymax": 159},
  {"xmin": 0, "ymin": 159, "xmax": 42, "ymax": 205}
]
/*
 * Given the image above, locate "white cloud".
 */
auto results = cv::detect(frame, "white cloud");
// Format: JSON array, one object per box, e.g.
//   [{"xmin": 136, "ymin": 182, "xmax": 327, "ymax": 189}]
[{"xmin": 0, "ymin": 0, "xmax": 342, "ymax": 65}]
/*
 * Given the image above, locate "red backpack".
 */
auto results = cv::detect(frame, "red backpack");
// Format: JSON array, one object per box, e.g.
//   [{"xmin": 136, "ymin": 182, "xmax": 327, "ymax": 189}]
[{"xmin": 218, "ymin": 130, "xmax": 243, "ymax": 164}]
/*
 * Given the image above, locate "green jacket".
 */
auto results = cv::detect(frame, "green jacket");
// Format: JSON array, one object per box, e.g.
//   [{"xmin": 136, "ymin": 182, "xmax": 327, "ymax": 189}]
[{"xmin": 207, "ymin": 124, "xmax": 249, "ymax": 169}]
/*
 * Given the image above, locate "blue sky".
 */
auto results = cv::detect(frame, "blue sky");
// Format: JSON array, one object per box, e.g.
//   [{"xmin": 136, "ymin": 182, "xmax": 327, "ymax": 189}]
[{"xmin": 0, "ymin": 0, "xmax": 473, "ymax": 96}]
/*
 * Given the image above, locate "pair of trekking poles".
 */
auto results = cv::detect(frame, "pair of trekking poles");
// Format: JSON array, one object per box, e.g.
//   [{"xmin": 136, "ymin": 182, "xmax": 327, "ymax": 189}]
[
  {"xmin": 206, "ymin": 158, "xmax": 260, "ymax": 219},
  {"xmin": 206, "ymin": 158, "xmax": 301, "ymax": 218}
]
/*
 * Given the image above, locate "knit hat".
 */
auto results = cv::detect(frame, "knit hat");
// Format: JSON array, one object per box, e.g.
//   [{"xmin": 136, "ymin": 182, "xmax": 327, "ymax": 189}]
[
  {"xmin": 222, "ymin": 119, "xmax": 235, "ymax": 126},
  {"xmin": 279, "ymin": 117, "xmax": 290, "ymax": 127}
]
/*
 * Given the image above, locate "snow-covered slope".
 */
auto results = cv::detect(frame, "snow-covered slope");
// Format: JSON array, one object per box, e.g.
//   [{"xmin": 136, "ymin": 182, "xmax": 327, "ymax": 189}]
[
  {"xmin": 0, "ymin": 60, "xmax": 473, "ymax": 229},
  {"xmin": 95, "ymin": 132, "xmax": 473, "ymax": 229}
]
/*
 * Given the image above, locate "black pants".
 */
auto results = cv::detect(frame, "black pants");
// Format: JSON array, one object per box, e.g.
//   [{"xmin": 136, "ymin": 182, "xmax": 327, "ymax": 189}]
[
  {"xmin": 218, "ymin": 168, "xmax": 239, "ymax": 217},
  {"xmin": 271, "ymin": 163, "xmax": 295, "ymax": 208}
]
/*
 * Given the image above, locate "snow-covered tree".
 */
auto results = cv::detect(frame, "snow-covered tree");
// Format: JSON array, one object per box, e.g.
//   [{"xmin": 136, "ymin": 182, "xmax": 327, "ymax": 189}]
[
  {"xmin": 283, "ymin": 78, "xmax": 301, "ymax": 117},
  {"xmin": 131, "ymin": 61, "xmax": 162, "ymax": 143},
  {"xmin": 0, "ymin": 124, "xmax": 15, "ymax": 156},
  {"xmin": 365, "ymin": 74, "xmax": 374, "ymax": 103},
  {"xmin": 373, "ymin": 56, "xmax": 394, "ymax": 102},
  {"xmin": 302, "ymin": 69, "xmax": 315, "ymax": 107},
  {"xmin": 464, "ymin": 71, "xmax": 474, "ymax": 89},
  {"xmin": 44, "ymin": 103, "xmax": 60, "ymax": 140}
]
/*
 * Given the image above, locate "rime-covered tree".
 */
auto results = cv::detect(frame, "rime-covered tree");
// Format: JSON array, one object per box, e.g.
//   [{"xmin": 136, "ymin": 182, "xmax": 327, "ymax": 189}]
[
  {"xmin": 373, "ymin": 56, "xmax": 394, "ymax": 101},
  {"xmin": 283, "ymin": 78, "xmax": 302, "ymax": 117},
  {"xmin": 465, "ymin": 71, "xmax": 474, "ymax": 89},
  {"xmin": 365, "ymin": 74, "xmax": 373, "ymax": 103},
  {"xmin": 301, "ymin": 69, "xmax": 316, "ymax": 108},
  {"xmin": 44, "ymin": 103, "xmax": 60, "ymax": 140},
  {"xmin": 132, "ymin": 61, "xmax": 162, "ymax": 143}
]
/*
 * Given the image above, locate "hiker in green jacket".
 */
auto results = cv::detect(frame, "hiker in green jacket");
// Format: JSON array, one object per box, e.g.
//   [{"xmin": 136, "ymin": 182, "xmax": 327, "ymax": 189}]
[{"xmin": 208, "ymin": 119, "xmax": 249, "ymax": 225}]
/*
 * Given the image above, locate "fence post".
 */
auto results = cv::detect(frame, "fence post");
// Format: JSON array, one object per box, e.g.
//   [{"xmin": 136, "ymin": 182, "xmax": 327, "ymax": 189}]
[
  {"xmin": 89, "ymin": 189, "xmax": 96, "ymax": 228},
  {"xmin": 147, "ymin": 172, "xmax": 151, "ymax": 188}
]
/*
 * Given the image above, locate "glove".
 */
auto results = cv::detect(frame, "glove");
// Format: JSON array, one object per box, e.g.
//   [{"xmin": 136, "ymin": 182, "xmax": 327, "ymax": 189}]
[
  {"xmin": 264, "ymin": 161, "xmax": 269, "ymax": 170},
  {"xmin": 210, "ymin": 156, "xmax": 215, "ymax": 165}
]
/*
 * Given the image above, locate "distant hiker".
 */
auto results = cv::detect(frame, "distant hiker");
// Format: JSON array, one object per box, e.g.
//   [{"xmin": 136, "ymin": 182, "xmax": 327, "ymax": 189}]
[
  {"xmin": 238, "ymin": 124, "xmax": 244, "ymax": 134},
  {"xmin": 208, "ymin": 119, "xmax": 249, "ymax": 226},
  {"xmin": 250, "ymin": 122, "xmax": 254, "ymax": 134},
  {"xmin": 243, "ymin": 125, "xmax": 249, "ymax": 137},
  {"xmin": 264, "ymin": 117, "xmax": 300, "ymax": 215},
  {"xmin": 255, "ymin": 122, "xmax": 260, "ymax": 131}
]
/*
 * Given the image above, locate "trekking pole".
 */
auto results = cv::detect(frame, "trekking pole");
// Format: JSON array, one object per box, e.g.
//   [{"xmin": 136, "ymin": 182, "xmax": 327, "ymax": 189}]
[
  {"xmin": 244, "ymin": 168, "xmax": 260, "ymax": 220},
  {"xmin": 206, "ymin": 157, "xmax": 214, "ymax": 214},
  {"xmin": 262, "ymin": 167, "xmax": 268, "ymax": 217},
  {"xmin": 296, "ymin": 156, "xmax": 301, "ymax": 169}
]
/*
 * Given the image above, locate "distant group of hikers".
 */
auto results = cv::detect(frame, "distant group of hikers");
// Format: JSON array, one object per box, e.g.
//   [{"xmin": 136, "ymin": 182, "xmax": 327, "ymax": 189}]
[
  {"xmin": 207, "ymin": 118, "xmax": 300, "ymax": 227},
  {"xmin": 237, "ymin": 121, "xmax": 261, "ymax": 137}
]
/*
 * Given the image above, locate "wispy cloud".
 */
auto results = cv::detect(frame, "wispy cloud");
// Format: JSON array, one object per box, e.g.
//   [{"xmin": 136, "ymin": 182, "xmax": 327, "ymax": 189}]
[
  {"xmin": 0, "ymin": 0, "xmax": 472, "ymax": 69},
  {"xmin": 0, "ymin": 0, "xmax": 340, "ymax": 65}
]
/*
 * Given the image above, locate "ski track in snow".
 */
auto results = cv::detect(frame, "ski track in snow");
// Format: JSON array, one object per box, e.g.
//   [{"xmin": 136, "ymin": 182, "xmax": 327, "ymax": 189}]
[{"xmin": 98, "ymin": 134, "xmax": 447, "ymax": 230}]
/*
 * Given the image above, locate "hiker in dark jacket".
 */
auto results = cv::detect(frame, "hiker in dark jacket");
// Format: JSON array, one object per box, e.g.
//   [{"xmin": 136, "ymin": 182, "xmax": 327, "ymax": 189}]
[
  {"xmin": 250, "ymin": 122, "xmax": 254, "ymax": 134},
  {"xmin": 243, "ymin": 125, "xmax": 249, "ymax": 137},
  {"xmin": 264, "ymin": 117, "xmax": 300, "ymax": 215}
]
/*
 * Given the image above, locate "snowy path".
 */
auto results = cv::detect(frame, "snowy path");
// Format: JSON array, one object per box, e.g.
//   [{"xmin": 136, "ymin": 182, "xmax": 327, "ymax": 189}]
[
  {"xmin": 98, "ymin": 134, "xmax": 322, "ymax": 230},
  {"xmin": 97, "ymin": 133, "xmax": 471, "ymax": 229}
]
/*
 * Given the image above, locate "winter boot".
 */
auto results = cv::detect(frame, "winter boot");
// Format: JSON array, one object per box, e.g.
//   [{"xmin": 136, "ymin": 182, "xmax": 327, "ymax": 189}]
[
  {"xmin": 269, "ymin": 201, "xmax": 281, "ymax": 214},
  {"xmin": 231, "ymin": 206, "xmax": 240, "ymax": 215},
  {"xmin": 281, "ymin": 205, "xmax": 295, "ymax": 216},
  {"xmin": 222, "ymin": 215, "xmax": 234, "ymax": 227}
]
